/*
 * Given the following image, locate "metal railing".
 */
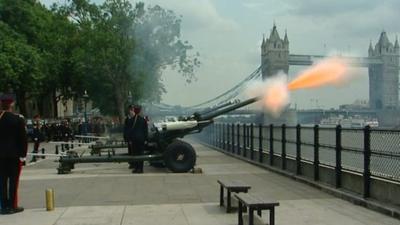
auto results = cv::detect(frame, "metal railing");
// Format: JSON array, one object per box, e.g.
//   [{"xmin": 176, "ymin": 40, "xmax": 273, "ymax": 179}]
[{"xmin": 200, "ymin": 123, "xmax": 400, "ymax": 198}]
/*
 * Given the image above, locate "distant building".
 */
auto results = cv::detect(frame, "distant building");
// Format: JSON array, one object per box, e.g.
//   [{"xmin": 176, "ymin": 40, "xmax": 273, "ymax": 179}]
[
  {"xmin": 368, "ymin": 32, "xmax": 399, "ymax": 109},
  {"xmin": 339, "ymin": 99, "xmax": 369, "ymax": 110},
  {"xmin": 261, "ymin": 24, "xmax": 289, "ymax": 79}
]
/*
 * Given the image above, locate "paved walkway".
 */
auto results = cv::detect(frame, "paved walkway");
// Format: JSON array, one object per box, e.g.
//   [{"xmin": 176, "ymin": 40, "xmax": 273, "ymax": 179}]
[{"xmin": 1, "ymin": 140, "xmax": 398, "ymax": 225}]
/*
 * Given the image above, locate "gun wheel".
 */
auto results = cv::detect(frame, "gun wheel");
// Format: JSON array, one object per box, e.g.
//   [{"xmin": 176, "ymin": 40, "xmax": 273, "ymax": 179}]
[{"xmin": 163, "ymin": 140, "xmax": 196, "ymax": 173}]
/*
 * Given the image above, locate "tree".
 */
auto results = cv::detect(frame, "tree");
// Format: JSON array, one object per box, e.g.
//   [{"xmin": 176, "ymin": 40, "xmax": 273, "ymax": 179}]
[
  {"xmin": 0, "ymin": 0, "xmax": 79, "ymax": 117},
  {"xmin": 132, "ymin": 3, "xmax": 200, "ymax": 102},
  {"xmin": 63, "ymin": 0, "xmax": 200, "ymax": 122},
  {"xmin": 1, "ymin": 0, "xmax": 200, "ymax": 120},
  {"xmin": 0, "ymin": 21, "xmax": 43, "ymax": 115}
]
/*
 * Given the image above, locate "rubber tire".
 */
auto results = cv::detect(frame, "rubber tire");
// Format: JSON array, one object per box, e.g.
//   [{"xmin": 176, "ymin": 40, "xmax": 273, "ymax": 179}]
[{"xmin": 163, "ymin": 140, "xmax": 196, "ymax": 173}]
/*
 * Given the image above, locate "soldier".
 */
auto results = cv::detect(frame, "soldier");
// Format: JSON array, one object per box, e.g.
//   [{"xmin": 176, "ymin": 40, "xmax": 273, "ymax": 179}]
[
  {"xmin": 61, "ymin": 120, "xmax": 72, "ymax": 150},
  {"xmin": 0, "ymin": 94, "xmax": 27, "ymax": 214},
  {"xmin": 30, "ymin": 115, "xmax": 42, "ymax": 162},
  {"xmin": 124, "ymin": 105, "xmax": 148, "ymax": 173},
  {"xmin": 124, "ymin": 106, "xmax": 135, "ymax": 169}
]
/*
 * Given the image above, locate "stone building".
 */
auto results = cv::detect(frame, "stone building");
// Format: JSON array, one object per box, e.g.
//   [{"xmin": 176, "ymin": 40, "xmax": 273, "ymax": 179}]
[
  {"xmin": 261, "ymin": 24, "xmax": 289, "ymax": 79},
  {"xmin": 368, "ymin": 32, "xmax": 399, "ymax": 109}
]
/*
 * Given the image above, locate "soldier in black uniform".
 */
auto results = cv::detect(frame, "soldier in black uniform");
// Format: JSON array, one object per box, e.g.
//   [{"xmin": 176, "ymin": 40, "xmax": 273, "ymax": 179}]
[
  {"xmin": 123, "ymin": 106, "xmax": 135, "ymax": 169},
  {"xmin": 61, "ymin": 120, "xmax": 72, "ymax": 150},
  {"xmin": 124, "ymin": 105, "xmax": 148, "ymax": 173},
  {"xmin": 30, "ymin": 115, "xmax": 42, "ymax": 162},
  {"xmin": 0, "ymin": 94, "xmax": 27, "ymax": 214}
]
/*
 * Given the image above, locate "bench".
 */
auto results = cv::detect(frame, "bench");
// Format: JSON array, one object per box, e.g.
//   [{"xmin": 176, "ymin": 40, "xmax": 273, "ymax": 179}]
[
  {"xmin": 235, "ymin": 193, "xmax": 279, "ymax": 225},
  {"xmin": 218, "ymin": 179, "xmax": 251, "ymax": 213}
]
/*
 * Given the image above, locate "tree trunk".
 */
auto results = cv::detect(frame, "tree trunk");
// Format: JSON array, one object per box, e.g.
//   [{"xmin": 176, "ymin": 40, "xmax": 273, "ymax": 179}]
[
  {"xmin": 52, "ymin": 90, "xmax": 58, "ymax": 118},
  {"xmin": 115, "ymin": 89, "xmax": 126, "ymax": 123},
  {"xmin": 38, "ymin": 93, "xmax": 54, "ymax": 118},
  {"xmin": 16, "ymin": 90, "xmax": 27, "ymax": 116}
]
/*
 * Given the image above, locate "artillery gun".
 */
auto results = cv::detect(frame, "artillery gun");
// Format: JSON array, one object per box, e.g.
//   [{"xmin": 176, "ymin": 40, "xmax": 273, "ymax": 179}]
[{"xmin": 57, "ymin": 97, "xmax": 260, "ymax": 174}]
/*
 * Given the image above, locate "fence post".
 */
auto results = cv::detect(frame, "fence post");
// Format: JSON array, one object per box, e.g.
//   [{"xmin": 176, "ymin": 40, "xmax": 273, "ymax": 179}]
[
  {"xmin": 243, "ymin": 124, "xmax": 247, "ymax": 157},
  {"xmin": 296, "ymin": 124, "xmax": 301, "ymax": 175},
  {"xmin": 220, "ymin": 124, "xmax": 223, "ymax": 149},
  {"xmin": 213, "ymin": 124, "xmax": 216, "ymax": 146},
  {"xmin": 231, "ymin": 124, "xmax": 235, "ymax": 153},
  {"xmin": 225, "ymin": 123, "xmax": 229, "ymax": 151},
  {"xmin": 237, "ymin": 124, "xmax": 241, "ymax": 155},
  {"xmin": 314, "ymin": 125, "xmax": 320, "ymax": 181},
  {"xmin": 259, "ymin": 124, "xmax": 263, "ymax": 163},
  {"xmin": 335, "ymin": 125, "xmax": 342, "ymax": 188},
  {"xmin": 282, "ymin": 124, "xmax": 287, "ymax": 170},
  {"xmin": 269, "ymin": 124, "xmax": 274, "ymax": 166},
  {"xmin": 215, "ymin": 124, "xmax": 218, "ymax": 147},
  {"xmin": 210, "ymin": 125, "xmax": 212, "ymax": 145},
  {"xmin": 226, "ymin": 123, "xmax": 230, "ymax": 151},
  {"xmin": 250, "ymin": 124, "xmax": 254, "ymax": 160},
  {"xmin": 212, "ymin": 124, "xmax": 215, "ymax": 146},
  {"xmin": 207, "ymin": 124, "xmax": 213, "ymax": 145},
  {"xmin": 223, "ymin": 124, "xmax": 226, "ymax": 150},
  {"xmin": 363, "ymin": 125, "xmax": 371, "ymax": 198}
]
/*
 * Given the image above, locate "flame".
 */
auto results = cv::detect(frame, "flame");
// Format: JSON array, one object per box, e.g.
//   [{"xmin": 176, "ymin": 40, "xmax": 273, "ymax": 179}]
[
  {"xmin": 287, "ymin": 57, "xmax": 348, "ymax": 90},
  {"xmin": 263, "ymin": 75, "xmax": 289, "ymax": 116},
  {"xmin": 259, "ymin": 57, "xmax": 349, "ymax": 116}
]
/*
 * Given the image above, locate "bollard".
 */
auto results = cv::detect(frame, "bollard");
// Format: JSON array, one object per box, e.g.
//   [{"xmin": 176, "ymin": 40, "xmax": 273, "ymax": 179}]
[{"xmin": 45, "ymin": 188, "xmax": 55, "ymax": 211}]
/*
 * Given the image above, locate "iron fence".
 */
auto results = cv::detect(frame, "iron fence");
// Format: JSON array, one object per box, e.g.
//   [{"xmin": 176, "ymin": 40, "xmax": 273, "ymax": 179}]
[{"xmin": 198, "ymin": 123, "xmax": 400, "ymax": 198}]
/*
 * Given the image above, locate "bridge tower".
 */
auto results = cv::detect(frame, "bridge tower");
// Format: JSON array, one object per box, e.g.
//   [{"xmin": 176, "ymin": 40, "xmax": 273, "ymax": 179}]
[
  {"xmin": 261, "ymin": 24, "xmax": 289, "ymax": 80},
  {"xmin": 368, "ymin": 32, "xmax": 399, "ymax": 109}
]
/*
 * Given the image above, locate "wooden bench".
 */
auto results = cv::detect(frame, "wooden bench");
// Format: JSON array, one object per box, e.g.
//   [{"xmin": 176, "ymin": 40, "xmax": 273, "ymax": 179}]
[
  {"xmin": 235, "ymin": 193, "xmax": 279, "ymax": 225},
  {"xmin": 218, "ymin": 179, "xmax": 251, "ymax": 213}
]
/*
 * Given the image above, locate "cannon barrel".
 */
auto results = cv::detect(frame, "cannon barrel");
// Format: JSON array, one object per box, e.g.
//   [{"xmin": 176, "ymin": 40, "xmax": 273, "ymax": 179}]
[
  {"xmin": 199, "ymin": 96, "xmax": 260, "ymax": 121},
  {"xmin": 196, "ymin": 100, "xmax": 239, "ymax": 116}
]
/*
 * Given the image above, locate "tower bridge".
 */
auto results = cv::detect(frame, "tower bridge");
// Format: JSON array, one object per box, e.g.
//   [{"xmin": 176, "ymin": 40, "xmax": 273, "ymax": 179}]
[
  {"xmin": 288, "ymin": 54, "xmax": 384, "ymax": 67},
  {"xmin": 261, "ymin": 25, "xmax": 400, "ymax": 126},
  {"xmin": 155, "ymin": 25, "xmax": 400, "ymax": 126},
  {"xmin": 262, "ymin": 25, "xmax": 400, "ymax": 110}
]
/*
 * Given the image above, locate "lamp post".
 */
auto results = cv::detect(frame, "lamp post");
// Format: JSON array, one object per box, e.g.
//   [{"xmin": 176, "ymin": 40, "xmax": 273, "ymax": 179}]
[
  {"xmin": 82, "ymin": 90, "xmax": 89, "ymax": 135},
  {"xmin": 127, "ymin": 91, "xmax": 133, "ymax": 105}
]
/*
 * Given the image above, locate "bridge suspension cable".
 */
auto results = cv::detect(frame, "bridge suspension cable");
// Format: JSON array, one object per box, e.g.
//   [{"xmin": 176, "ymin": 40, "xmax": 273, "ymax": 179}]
[
  {"xmin": 147, "ymin": 66, "xmax": 262, "ymax": 114},
  {"xmin": 185, "ymin": 66, "xmax": 262, "ymax": 109}
]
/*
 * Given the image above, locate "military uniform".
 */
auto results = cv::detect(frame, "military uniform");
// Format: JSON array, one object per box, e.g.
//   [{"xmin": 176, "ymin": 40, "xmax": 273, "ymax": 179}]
[
  {"xmin": 124, "ymin": 105, "xmax": 148, "ymax": 173},
  {"xmin": 123, "ymin": 115, "xmax": 134, "ymax": 168},
  {"xmin": 30, "ymin": 120, "xmax": 42, "ymax": 162},
  {"xmin": 0, "ymin": 109, "xmax": 27, "ymax": 214}
]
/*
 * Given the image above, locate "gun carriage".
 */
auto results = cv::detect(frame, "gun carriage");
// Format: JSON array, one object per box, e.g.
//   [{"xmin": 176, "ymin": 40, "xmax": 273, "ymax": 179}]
[{"xmin": 57, "ymin": 97, "xmax": 260, "ymax": 174}]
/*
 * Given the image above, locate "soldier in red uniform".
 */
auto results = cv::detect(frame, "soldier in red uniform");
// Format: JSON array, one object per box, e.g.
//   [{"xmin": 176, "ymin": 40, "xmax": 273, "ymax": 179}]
[{"xmin": 0, "ymin": 94, "xmax": 27, "ymax": 214}]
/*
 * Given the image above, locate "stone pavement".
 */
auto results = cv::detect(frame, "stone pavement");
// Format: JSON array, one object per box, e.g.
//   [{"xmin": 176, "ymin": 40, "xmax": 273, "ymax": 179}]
[{"xmin": 0, "ymin": 140, "xmax": 398, "ymax": 225}]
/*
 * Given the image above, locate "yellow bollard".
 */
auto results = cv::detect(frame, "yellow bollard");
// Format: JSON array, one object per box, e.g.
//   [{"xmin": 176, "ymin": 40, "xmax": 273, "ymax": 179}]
[{"xmin": 45, "ymin": 188, "xmax": 55, "ymax": 211}]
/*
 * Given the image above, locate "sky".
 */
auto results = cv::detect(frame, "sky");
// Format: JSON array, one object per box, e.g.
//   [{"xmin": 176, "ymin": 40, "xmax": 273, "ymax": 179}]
[{"xmin": 41, "ymin": 0, "xmax": 400, "ymax": 109}]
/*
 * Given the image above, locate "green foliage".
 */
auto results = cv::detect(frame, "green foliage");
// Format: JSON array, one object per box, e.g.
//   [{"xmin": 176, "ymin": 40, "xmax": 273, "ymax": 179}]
[
  {"xmin": 0, "ymin": 21, "xmax": 43, "ymax": 98},
  {"xmin": 0, "ymin": 0, "xmax": 200, "ymax": 119}
]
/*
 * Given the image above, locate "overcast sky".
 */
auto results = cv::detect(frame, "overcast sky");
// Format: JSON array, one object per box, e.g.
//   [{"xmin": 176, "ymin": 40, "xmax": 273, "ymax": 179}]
[{"xmin": 41, "ymin": 0, "xmax": 399, "ymax": 109}]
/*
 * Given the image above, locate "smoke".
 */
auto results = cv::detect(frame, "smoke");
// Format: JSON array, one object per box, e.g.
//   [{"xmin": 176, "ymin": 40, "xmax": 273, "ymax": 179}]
[
  {"xmin": 246, "ymin": 57, "xmax": 351, "ymax": 117},
  {"xmin": 246, "ymin": 73, "xmax": 289, "ymax": 117}
]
